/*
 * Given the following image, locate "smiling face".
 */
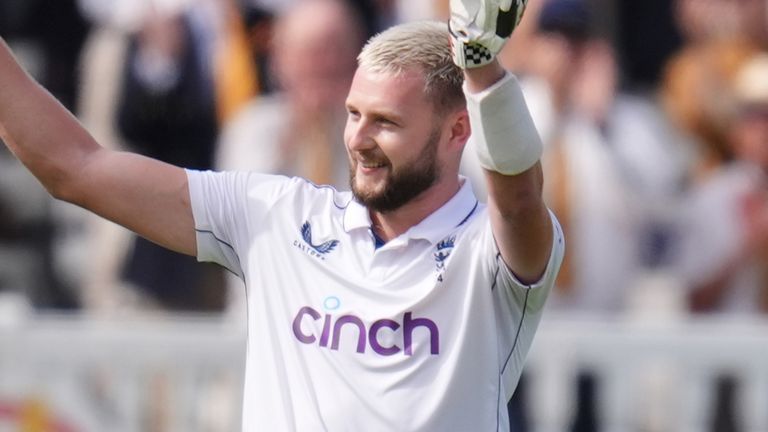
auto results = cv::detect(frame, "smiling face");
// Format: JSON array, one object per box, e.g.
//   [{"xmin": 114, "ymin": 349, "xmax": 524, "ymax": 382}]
[{"xmin": 344, "ymin": 67, "xmax": 449, "ymax": 213}]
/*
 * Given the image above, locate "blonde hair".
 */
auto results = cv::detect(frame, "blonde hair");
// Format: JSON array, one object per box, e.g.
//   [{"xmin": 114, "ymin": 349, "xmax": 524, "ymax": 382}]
[{"xmin": 358, "ymin": 21, "xmax": 465, "ymax": 114}]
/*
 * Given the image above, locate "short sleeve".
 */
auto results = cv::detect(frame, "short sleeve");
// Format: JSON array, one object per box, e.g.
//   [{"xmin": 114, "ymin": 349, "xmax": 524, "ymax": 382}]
[{"xmin": 186, "ymin": 169, "xmax": 294, "ymax": 277}]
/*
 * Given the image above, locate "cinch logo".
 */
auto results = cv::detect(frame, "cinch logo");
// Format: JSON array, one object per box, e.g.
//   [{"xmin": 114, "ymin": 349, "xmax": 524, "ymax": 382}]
[
  {"xmin": 293, "ymin": 221, "xmax": 339, "ymax": 260},
  {"xmin": 292, "ymin": 304, "xmax": 440, "ymax": 356}
]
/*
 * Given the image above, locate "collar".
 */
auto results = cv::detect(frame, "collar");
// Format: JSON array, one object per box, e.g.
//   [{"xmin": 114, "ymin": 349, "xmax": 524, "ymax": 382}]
[{"xmin": 342, "ymin": 176, "xmax": 480, "ymax": 245}]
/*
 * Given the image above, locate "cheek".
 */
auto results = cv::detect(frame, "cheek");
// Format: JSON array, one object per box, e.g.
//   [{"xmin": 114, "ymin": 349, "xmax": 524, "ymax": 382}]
[
  {"xmin": 343, "ymin": 120, "xmax": 357, "ymax": 150},
  {"xmin": 378, "ymin": 129, "xmax": 420, "ymax": 154}
]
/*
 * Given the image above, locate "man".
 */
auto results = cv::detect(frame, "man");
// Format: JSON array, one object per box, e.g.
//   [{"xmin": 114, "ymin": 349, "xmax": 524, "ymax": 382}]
[{"xmin": 0, "ymin": 0, "xmax": 563, "ymax": 429}]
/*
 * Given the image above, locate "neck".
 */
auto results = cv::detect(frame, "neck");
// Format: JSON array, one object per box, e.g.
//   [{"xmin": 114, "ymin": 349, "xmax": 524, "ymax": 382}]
[{"xmin": 369, "ymin": 175, "xmax": 462, "ymax": 242}]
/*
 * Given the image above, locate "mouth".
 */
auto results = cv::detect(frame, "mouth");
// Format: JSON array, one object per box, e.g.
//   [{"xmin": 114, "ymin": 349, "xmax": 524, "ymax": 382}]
[
  {"xmin": 361, "ymin": 162, "xmax": 386, "ymax": 169},
  {"xmin": 357, "ymin": 158, "xmax": 389, "ymax": 175}
]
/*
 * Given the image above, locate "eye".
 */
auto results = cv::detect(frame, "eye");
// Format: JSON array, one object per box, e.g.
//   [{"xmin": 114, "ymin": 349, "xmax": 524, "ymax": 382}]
[
  {"xmin": 346, "ymin": 107, "xmax": 360, "ymax": 119},
  {"xmin": 376, "ymin": 116, "xmax": 399, "ymax": 128}
]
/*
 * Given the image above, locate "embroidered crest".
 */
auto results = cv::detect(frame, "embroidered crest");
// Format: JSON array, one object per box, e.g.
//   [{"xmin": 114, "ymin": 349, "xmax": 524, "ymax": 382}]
[{"xmin": 434, "ymin": 236, "xmax": 456, "ymax": 282}]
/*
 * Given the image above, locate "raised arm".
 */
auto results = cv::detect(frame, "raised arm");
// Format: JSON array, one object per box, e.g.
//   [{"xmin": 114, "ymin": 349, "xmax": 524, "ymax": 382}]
[
  {"xmin": 0, "ymin": 38, "xmax": 197, "ymax": 256},
  {"xmin": 450, "ymin": 0, "xmax": 554, "ymax": 284},
  {"xmin": 465, "ymin": 61, "xmax": 553, "ymax": 284}
]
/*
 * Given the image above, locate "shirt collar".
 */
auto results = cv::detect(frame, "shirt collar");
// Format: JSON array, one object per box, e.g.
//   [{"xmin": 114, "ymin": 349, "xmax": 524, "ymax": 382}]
[{"xmin": 343, "ymin": 176, "xmax": 480, "ymax": 245}]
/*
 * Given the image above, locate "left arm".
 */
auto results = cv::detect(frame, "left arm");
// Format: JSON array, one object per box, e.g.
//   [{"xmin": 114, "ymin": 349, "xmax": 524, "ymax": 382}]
[{"xmin": 465, "ymin": 60, "xmax": 553, "ymax": 284}]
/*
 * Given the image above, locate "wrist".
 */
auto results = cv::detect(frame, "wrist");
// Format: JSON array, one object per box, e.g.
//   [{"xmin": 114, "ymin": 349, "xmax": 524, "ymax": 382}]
[{"xmin": 463, "ymin": 60, "xmax": 506, "ymax": 93}]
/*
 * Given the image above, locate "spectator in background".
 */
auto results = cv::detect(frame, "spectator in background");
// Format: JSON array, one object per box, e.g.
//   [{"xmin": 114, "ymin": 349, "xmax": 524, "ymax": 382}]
[
  {"xmin": 118, "ymin": 11, "xmax": 217, "ymax": 171},
  {"xmin": 661, "ymin": 1, "xmax": 767, "ymax": 314},
  {"xmin": 216, "ymin": 0, "xmax": 365, "ymax": 188},
  {"xmin": 74, "ymin": 0, "xmax": 263, "ymax": 314},
  {"xmin": 664, "ymin": 44, "xmax": 768, "ymax": 432},
  {"xmin": 674, "ymin": 51, "xmax": 768, "ymax": 314},
  {"xmin": 661, "ymin": 39, "xmax": 758, "ymax": 186},
  {"xmin": 113, "ymin": 6, "xmax": 229, "ymax": 312},
  {"xmin": 660, "ymin": 0, "xmax": 767, "ymax": 191},
  {"xmin": 662, "ymin": 2, "xmax": 767, "ymax": 423}
]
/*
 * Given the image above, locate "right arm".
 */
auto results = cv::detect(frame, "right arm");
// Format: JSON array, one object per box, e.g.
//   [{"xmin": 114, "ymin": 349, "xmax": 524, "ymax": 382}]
[{"xmin": 0, "ymin": 38, "xmax": 197, "ymax": 256}]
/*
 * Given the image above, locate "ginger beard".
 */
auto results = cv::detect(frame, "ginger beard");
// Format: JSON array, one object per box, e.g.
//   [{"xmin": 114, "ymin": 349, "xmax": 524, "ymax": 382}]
[{"xmin": 349, "ymin": 127, "xmax": 441, "ymax": 213}]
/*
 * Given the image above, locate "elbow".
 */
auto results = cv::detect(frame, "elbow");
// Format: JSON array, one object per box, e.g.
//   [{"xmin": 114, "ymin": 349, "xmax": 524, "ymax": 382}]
[
  {"xmin": 43, "ymin": 143, "xmax": 101, "ymax": 205},
  {"xmin": 38, "ymin": 156, "xmax": 90, "ymax": 205},
  {"xmin": 42, "ymin": 170, "xmax": 78, "ymax": 203},
  {"xmin": 46, "ymin": 178, "xmax": 74, "ymax": 202}
]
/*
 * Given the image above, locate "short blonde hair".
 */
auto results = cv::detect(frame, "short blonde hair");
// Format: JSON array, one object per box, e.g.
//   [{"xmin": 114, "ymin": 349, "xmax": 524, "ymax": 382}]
[{"xmin": 358, "ymin": 21, "xmax": 465, "ymax": 114}]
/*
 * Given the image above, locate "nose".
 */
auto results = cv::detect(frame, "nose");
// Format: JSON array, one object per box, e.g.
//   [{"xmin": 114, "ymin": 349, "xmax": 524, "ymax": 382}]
[{"xmin": 345, "ymin": 117, "xmax": 376, "ymax": 153}]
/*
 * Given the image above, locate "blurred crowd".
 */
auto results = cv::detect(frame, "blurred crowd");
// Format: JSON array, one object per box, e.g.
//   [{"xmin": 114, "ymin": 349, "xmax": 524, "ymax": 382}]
[{"xmin": 0, "ymin": 0, "xmax": 766, "ymax": 430}]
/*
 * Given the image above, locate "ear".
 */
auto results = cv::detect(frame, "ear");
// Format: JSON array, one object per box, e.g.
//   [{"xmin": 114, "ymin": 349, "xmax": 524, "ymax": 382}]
[{"xmin": 445, "ymin": 108, "xmax": 471, "ymax": 152}]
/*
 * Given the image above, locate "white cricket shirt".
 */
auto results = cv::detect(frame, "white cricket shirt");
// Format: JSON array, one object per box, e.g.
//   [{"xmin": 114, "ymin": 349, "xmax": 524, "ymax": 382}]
[{"xmin": 187, "ymin": 170, "xmax": 564, "ymax": 431}]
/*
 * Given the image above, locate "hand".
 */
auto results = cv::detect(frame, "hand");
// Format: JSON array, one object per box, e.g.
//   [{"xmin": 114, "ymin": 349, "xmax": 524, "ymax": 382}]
[{"xmin": 449, "ymin": 0, "xmax": 528, "ymax": 68}]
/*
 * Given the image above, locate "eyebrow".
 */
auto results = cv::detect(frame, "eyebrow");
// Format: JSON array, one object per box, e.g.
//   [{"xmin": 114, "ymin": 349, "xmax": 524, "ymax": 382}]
[{"xmin": 345, "ymin": 102, "xmax": 405, "ymax": 125}]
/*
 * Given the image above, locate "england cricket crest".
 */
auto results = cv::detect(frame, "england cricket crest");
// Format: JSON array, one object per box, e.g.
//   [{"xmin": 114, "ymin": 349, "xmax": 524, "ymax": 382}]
[{"xmin": 434, "ymin": 236, "xmax": 456, "ymax": 283}]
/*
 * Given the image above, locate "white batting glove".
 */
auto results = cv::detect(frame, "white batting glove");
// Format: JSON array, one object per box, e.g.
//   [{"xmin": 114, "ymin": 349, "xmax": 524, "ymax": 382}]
[{"xmin": 449, "ymin": 0, "xmax": 528, "ymax": 68}]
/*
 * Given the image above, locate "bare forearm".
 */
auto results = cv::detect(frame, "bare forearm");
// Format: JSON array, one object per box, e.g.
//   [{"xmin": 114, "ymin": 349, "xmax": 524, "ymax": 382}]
[
  {"xmin": 485, "ymin": 164, "xmax": 552, "ymax": 283},
  {"xmin": 0, "ymin": 38, "xmax": 101, "ymax": 200}
]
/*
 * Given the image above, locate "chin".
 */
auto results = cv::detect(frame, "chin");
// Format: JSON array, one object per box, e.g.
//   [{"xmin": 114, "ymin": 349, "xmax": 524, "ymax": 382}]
[
  {"xmin": 353, "ymin": 167, "xmax": 386, "ymax": 189},
  {"xmin": 354, "ymin": 180, "xmax": 385, "ymax": 200}
]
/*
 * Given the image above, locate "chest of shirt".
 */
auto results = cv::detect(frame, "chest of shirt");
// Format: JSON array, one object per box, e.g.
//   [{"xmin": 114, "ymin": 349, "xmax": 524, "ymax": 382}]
[
  {"xmin": 247, "ymin": 211, "xmax": 466, "ymax": 289},
  {"xmin": 241, "ymin": 213, "xmax": 487, "ymax": 355}
]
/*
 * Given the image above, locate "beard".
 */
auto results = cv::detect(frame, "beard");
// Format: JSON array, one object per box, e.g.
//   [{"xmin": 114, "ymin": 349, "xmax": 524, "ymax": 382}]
[{"xmin": 349, "ymin": 128, "xmax": 441, "ymax": 213}]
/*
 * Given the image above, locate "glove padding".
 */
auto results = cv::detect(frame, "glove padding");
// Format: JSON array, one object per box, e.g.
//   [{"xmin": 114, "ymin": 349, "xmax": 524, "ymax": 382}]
[{"xmin": 449, "ymin": 0, "xmax": 528, "ymax": 68}]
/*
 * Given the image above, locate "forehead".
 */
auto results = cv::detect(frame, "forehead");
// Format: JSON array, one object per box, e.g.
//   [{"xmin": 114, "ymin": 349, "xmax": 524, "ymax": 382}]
[{"xmin": 346, "ymin": 67, "xmax": 431, "ymax": 111}]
